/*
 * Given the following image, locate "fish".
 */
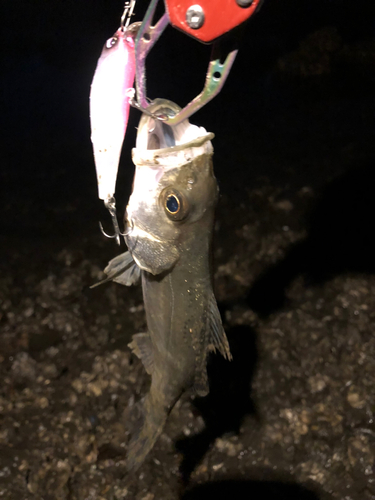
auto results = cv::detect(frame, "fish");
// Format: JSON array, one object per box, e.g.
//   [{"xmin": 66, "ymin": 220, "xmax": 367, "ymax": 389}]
[
  {"xmin": 99, "ymin": 99, "xmax": 232, "ymax": 470},
  {"xmin": 89, "ymin": 25, "xmax": 137, "ymax": 201}
]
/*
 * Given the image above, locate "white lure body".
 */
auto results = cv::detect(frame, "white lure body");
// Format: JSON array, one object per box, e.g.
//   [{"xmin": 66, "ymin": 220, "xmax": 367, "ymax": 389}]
[{"xmin": 90, "ymin": 29, "xmax": 135, "ymax": 200}]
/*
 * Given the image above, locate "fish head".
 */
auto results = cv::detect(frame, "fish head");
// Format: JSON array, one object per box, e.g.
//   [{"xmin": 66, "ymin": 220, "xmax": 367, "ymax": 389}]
[{"xmin": 125, "ymin": 100, "xmax": 218, "ymax": 275}]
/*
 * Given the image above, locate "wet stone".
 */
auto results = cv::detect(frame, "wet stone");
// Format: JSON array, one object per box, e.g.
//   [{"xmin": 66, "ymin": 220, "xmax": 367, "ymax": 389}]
[
  {"xmin": 274, "ymin": 199, "xmax": 294, "ymax": 212},
  {"xmin": 42, "ymin": 362, "xmax": 59, "ymax": 379},
  {"xmin": 141, "ymin": 494, "xmax": 155, "ymax": 500},
  {"xmin": 36, "ymin": 396, "xmax": 49, "ymax": 409},
  {"xmin": 297, "ymin": 460, "xmax": 328, "ymax": 486},
  {"xmin": 347, "ymin": 386, "xmax": 367, "ymax": 409},
  {"xmin": 214, "ymin": 436, "xmax": 244, "ymax": 457},
  {"xmin": 113, "ymin": 486, "xmax": 129, "ymax": 498},
  {"xmin": 11, "ymin": 352, "xmax": 37, "ymax": 382},
  {"xmin": 308, "ymin": 374, "xmax": 328, "ymax": 393},
  {"xmin": 347, "ymin": 434, "xmax": 374, "ymax": 470},
  {"xmin": 27, "ymin": 459, "xmax": 71, "ymax": 498}
]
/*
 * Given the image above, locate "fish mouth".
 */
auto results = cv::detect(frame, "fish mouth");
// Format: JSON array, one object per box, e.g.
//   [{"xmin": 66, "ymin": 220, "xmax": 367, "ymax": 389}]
[
  {"xmin": 124, "ymin": 216, "xmax": 180, "ymax": 275},
  {"xmin": 125, "ymin": 218, "xmax": 163, "ymax": 247},
  {"xmin": 126, "ymin": 212, "xmax": 178, "ymax": 244},
  {"xmin": 134, "ymin": 98, "xmax": 213, "ymax": 155}
]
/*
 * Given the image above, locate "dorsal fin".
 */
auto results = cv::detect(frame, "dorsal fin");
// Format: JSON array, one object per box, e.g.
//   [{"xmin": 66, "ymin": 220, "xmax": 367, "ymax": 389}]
[
  {"xmin": 194, "ymin": 292, "xmax": 232, "ymax": 397},
  {"xmin": 90, "ymin": 251, "xmax": 141, "ymax": 288},
  {"xmin": 128, "ymin": 333, "xmax": 154, "ymax": 375},
  {"xmin": 207, "ymin": 293, "xmax": 232, "ymax": 360}
]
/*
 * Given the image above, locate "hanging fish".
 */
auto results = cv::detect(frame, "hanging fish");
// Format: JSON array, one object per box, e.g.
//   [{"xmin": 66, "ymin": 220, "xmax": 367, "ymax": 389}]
[
  {"xmin": 89, "ymin": 25, "xmax": 137, "ymax": 201},
  {"xmin": 95, "ymin": 99, "xmax": 232, "ymax": 469}
]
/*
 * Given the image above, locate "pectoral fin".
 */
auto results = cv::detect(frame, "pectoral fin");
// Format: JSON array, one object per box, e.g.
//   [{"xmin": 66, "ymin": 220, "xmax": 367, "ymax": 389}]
[
  {"xmin": 128, "ymin": 333, "xmax": 154, "ymax": 375},
  {"xmin": 90, "ymin": 251, "xmax": 141, "ymax": 288}
]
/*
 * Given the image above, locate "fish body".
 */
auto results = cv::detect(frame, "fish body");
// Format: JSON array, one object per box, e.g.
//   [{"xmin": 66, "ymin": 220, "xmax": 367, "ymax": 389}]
[
  {"xmin": 101, "ymin": 100, "xmax": 231, "ymax": 469},
  {"xmin": 90, "ymin": 27, "xmax": 136, "ymax": 200}
]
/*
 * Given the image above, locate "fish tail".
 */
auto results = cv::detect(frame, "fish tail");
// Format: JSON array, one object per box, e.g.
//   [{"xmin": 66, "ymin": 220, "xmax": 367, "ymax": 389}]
[{"xmin": 126, "ymin": 394, "xmax": 168, "ymax": 470}]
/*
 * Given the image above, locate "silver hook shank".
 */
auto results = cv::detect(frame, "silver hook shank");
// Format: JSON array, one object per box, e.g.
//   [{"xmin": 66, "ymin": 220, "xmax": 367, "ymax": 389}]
[
  {"xmin": 121, "ymin": 0, "xmax": 137, "ymax": 31},
  {"xmin": 99, "ymin": 196, "xmax": 127, "ymax": 246}
]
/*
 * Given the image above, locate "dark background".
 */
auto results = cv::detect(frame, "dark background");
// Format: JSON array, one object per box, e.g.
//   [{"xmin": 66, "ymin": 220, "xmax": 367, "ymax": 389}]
[{"xmin": 2, "ymin": 0, "xmax": 375, "ymax": 242}]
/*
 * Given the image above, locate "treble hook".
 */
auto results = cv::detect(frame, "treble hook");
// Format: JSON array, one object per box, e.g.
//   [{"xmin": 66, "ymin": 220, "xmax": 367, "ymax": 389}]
[
  {"xmin": 121, "ymin": 0, "xmax": 137, "ymax": 31},
  {"xmin": 99, "ymin": 196, "xmax": 127, "ymax": 246}
]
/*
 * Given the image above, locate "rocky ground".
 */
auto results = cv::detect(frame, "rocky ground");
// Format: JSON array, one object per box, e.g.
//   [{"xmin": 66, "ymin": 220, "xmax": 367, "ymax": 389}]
[{"xmin": 1, "ymin": 11, "xmax": 375, "ymax": 500}]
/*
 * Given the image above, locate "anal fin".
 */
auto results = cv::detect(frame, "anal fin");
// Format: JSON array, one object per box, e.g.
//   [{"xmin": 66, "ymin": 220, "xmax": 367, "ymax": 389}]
[{"xmin": 128, "ymin": 333, "xmax": 154, "ymax": 375}]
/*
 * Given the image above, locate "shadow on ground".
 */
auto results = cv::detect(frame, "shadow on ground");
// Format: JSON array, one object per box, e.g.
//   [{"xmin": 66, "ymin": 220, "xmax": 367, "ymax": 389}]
[
  {"xmin": 182, "ymin": 478, "xmax": 327, "ymax": 500},
  {"xmin": 247, "ymin": 160, "xmax": 375, "ymax": 316},
  {"xmin": 175, "ymin": 325, "xmax": 258, "ymax": 484}
]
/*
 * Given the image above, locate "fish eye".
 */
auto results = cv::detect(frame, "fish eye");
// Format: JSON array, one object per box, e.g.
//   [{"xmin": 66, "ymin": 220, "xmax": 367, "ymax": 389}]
[
  {"xmin": 166, "ymin": 194, "xmax": 180, "ymax": 214},
  {"xmin": 106, "ymin": 37, "xmax": 117, "ymax": 49},
  {"xmin": 161, "ymin": 188, "xmax": 189, "ymax": 221}
]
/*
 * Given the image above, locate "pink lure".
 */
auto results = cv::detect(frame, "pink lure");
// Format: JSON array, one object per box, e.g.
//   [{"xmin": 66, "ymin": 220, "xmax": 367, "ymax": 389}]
[{"xmin": 90, "ymin": 29, "xmax": 135, "ymax": 200}]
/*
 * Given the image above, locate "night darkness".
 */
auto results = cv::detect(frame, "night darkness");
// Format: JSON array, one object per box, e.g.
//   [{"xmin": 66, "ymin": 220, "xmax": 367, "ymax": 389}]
[{"xmin": 1, "ymin": 1, "xmax": 375, "ymax": 498}]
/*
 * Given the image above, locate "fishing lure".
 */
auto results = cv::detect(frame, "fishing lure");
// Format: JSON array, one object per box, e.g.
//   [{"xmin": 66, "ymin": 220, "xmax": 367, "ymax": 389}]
[{"xmin": 89, "ymin": 1, "xmax": 138, "ymax": 244}]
